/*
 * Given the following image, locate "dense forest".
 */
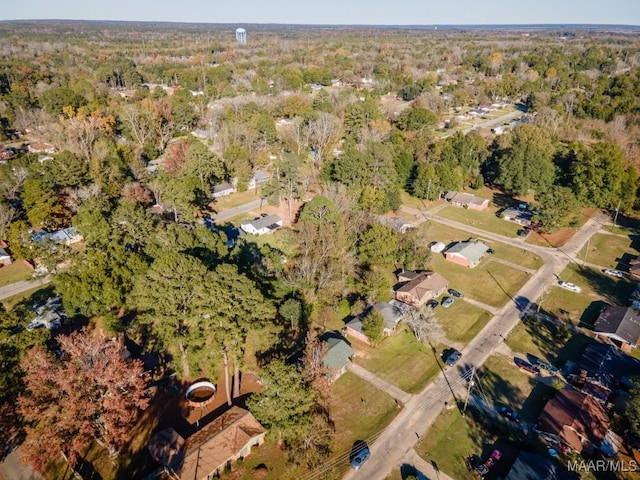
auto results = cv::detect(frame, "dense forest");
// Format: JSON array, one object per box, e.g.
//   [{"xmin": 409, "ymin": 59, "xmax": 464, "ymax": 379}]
[{"xmin": 1, "ymin": 21, "xmax": 640, "ymax": 479}]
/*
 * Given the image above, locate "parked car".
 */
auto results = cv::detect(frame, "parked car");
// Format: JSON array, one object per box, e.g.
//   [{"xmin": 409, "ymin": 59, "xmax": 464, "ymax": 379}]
[
  {"xmin": 529, "ymin": 355, "xmax": 559, "ymax": 374},
  {"xmin": 442, "ymin": 296, "xmax": 454, "ymax": 308},
  {"xmin": 427, "ymin": 299, "xmax": 439, "ymax": 309},
  {"xmin": 498, "ymin": 406, "xmax": 521, "ymax": 423},
  {"xmin": 448, "ymin": 288, "xmax": 463, "ymax": 298},
  {"xmin": 517, "ymin": 229, "xmax": 528, "ymax": 237},
  {"xmin": 444, "ymin": 348, "xmax": 462, "ymax": 366},
  {"xmin": 603, "ymin": 269, "xmax": 624, "ymax": 278},
  {"xmin": 514, "ymin": 357, "xmax": 540, "ymax": 375},
  {"xmin": 486, "ymin": 248, "xmax": 495, "ymax": 254},
  {"xmin": 350, "ymin": 444, "xmax": 371, "ymax": 470},
  {"xmin": 558, "ymin": 281, "xmax": 581, "ymax": 293},
  {"xmin": 475, "ymin": 450, "xmax": 502, "ymax": 475}
]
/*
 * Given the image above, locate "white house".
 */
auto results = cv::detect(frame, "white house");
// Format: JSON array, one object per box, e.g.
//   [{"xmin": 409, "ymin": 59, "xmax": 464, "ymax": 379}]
[
  {"xmin": 240, "ymin": 215, "xmax": 283, "ymax": 235},
  {"xmin": 211, "ymin": 183, "xmax": 236, "ymax": 199},
  {"xmin": 247, "ymin": 171, "xmax": 270, "ymax": 190}
]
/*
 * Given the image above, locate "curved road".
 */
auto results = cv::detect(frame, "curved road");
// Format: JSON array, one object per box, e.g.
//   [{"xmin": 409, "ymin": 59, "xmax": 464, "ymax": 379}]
[{"xmin": 339, "ymin": 209, "xmax": 607, "ymax": 480}]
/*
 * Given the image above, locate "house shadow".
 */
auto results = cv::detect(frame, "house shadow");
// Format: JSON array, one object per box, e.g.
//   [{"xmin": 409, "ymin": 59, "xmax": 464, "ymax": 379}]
[
  {"xmin": 72, "ymin": 456, "xmax": 103, "ymax": 480},
  {"xmin": 400, "ymin": 462, "xmax": 429, "ymax": 479},
  {"xmin": 491, "ymin": 192, "xmax": 515, "ymax": 210},
  {"xmin": 577, "ymin": 300, "xmax": 609, "ymax": 329}
]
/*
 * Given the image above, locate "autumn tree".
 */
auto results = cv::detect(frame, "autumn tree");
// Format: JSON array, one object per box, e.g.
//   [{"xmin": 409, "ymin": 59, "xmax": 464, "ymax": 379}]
[
  {"xmin": 405, "ymin": 305, "xmax": 444, "ymax": 345},
  {"xmin": 18, "ymin": 330, "xmax": 149, "ymax": 472},
  {"xmin": 357, "ymin": 224, "xmax": 398, "ymax": 266},
  {"xmin": 362, "ymin": 309, "xmax": 385, "ymax": 344}
]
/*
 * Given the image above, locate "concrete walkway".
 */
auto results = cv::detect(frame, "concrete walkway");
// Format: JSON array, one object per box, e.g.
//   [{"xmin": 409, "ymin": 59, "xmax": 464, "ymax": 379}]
[
  {"xmin": 348, "ymin": 362, "xmax": 413, "ymax": 405},
  {"xmin": 401, "ymin": 448, "xmax": 456, "ymax": 480}
]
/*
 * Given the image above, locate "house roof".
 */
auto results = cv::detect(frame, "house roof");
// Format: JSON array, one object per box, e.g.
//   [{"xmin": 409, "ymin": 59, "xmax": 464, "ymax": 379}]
[
  {"xmin": 345, "ymin": 317, "xmax": 365, "ymax": 336},
  {"xmin": 373, "ymin": 301, "xmax": 410, "ymax": 330},
  {"xmin": 505, "ymin": 451, "xmax": 577, "ymax": 480},
  {"xmin": 0, "ymin": 246, "xmax": 9, "ymax": 259},
  {"xmin": 241, "ymin": 214, "xmax": 282, "ymax": 231},
  {"xmin": 252, "ymin": 170, "xmax": 270, "ymax": 183},
  {"xmin": 168, "ymin": 406, "xmax": 265, "ymax": 479},
  {"xmin": 537, "ymin": 389, "xmax": 609, "ymax": 453},
  {"xmin": 576, "ymin": 342, "xmax": 640, "ymax": 391},
  {"xmin": 395, "ymin": 271, "xmax": 448, "ymax": 303},
  {"xmin": 502, "ymin": 207, "xmax": 520, "ymax": 219},
  {"xmin": 445, "ymin": 241, "xmax": 489, "ymax": 263},
  {"xmin": 593, "ymin": 306, "xmax": 640, "ymax": 346},
  {"xmin": 444, "ymin": 191, "xmax": 488, "ymax": 207},
  {"xmin": 322, "ymin": 336, "xmax": 355, "ymax": 369},
  {"xmin": 212, "ymin": 183, "xmax": 235, "ymax": 194}
]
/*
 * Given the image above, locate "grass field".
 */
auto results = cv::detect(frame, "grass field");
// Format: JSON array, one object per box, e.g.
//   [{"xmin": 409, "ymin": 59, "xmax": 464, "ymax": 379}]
[
  {"xmin": 429, "ymin": 253, "xmax": 531, "ymax": 309},
  {"xmin": 418, "ymin": 221, "xmax": 543, "ymax": 270},
  {"xmin": 542, "ymin": 263, "xmax": 637, "ymax": 326},
  {"xmin": 436, "ymin": 301, "xmax": 493, "ymax": 344},
  {"xmin": 212, "ymin": 188, "xmax": 262, "ymax": 210},
  {"xmin": 354, "ymin": 328, "xmax": 441, "ymax": 394},
  {"xmin": 576, "ymin": 231, "xmax": 640, "ymax": 271},
  {"xmin": 436, "ymin": 206, "xmax": 521, "ymax": 238},
  {"xmin": 0, "ymin": 261, "xmax": 33, "ymax": 288}
]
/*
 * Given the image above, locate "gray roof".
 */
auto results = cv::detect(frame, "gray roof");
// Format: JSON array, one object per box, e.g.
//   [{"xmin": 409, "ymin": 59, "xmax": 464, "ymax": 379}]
[
  {"xmin": 252, "ymin": 170, "xmax": 270, "ymax": 183},
  {"xmin": 505, "ymin": 451, "xmax": 577, "ymax": 480},
  {"xmin": 211, "ymin": 183, "xmax": 234, "ymax": 194},
  {"xmin": 323, "ymin": 337, "xmax": 354, "ymax": 369},
  {"xmin": 444, "ymin": 191, "xmax": 488, "ymax": 207},
  {"xmin": 345, "ymin": 317, "xmax": 365, "ymax": 336},
  {"xmin": 373, "ymin": 301, "xmax": 408, "ymax": 330},
  {"xmin": 594, "ymin": 306, "xmax": 640, "ymax": 345},
  {"xmin": 445, "ymin": 241, "xmax": 489, "ymax": 263},
  {"xmin": 576, "ymin": 342, "xmax": 640, "ymax": 390},
  {"xmin": 0, "ymin": 246, "xmax": 9, "ymax": 258},
  {"xmin": 241, "ymin": 214, "xmax": 282, "ymax": 231}
]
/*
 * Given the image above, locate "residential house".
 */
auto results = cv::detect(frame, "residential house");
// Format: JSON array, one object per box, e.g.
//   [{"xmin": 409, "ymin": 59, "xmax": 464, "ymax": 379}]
[
  {"xmin": 0, "ymin": 242, "xmax": 12, "ymax": 265},
  {"xmin": 247, "ymin": 170, "xmax": 270, "ymax": 190},
  {"xmin": 345, "ymin": 300, "xmax": 408, "ymax": 344},
  {"xmin": 444, "ymin": 241, "xmax": 489, "ymax": 268},
  {"xmin": 27, "ymin": 142, "xmax": 55, "ymax": 154},
  {"xmin": 593, "ymin": 306, "xmax": 640, "ymax": 351},
  {"xmin": 572, "ymin": 342, "xmax": 640, "ymax": 403},
  {"xmin": 147, "ymin": 406, "xmax": 265, "ymax": 480},
  {"xmin": 443, "ymin": 191, "xmax": 489, "ymax": 211},
  {"xmin": 394, "ymin": 271, "xmax": 448, "ymax": 307},
  {"xmin": 321, "ymin": 334, "xmax": 355, "ymax": 381},
  {"xmin": 376, "ymin": 216, "xmax": 413, "ymax": 234},
  {"xmin": 211, "ymin": 182, "xmax": 236, "ymax": 199},
  {"xmin": 501, "ymin": 207, "xmax": 532, "ymax": 226},
  {"xmin": 240, "ymin": 214, "xmax": 283, "ymax": 235},
  {"xmin": 536, "ymin": 389, "xmax": 610, "ymax": 454},
  {"xmin": 33, "ymin": 227, "xmax": 83, "ymax": 246},
  {"xmin": 504, "ymin": 451, "xmax": 577, "ymax": 480}
]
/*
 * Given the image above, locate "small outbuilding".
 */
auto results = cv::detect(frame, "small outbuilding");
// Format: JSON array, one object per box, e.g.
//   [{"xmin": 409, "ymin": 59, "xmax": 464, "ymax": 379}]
[
  {"xmin": 211, "ymin": 182, "xmax": 236, "ymax": 199},
  {"xmin": 430, "ymin": 241, "xmax": 446, "ymax": 253}
]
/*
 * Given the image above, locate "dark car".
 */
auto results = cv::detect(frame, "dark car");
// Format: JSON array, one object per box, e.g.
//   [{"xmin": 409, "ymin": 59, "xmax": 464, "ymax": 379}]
[
  {"xmin": 517, "ymin": 229, "xmax": 528, "ymax": 237},
  {"xmin": 448, "ymin": 288, "xmax": 463, "ymax": 298},
  {"xmin": 350, "ymin": 444, "xmax": 371, "ymax": 470},
  {"xmin": 444, "ymin": 348, "xmax": 462, "ymax": 366},
  {"xmin": 486, "ymin": 248, "xmax": 495, "ymax": 254},
  {"xmin": 514, "ymin": 357, "xmax": 540, "ymax": 375},
  {"xmin": 498, "ymin": 406, "xmax": 521, "ymax": 423},
  {"xmin": 427, "ymin": 299, "xmax": 439, "ymax": 309},
  {"xmin": 441, "ymin": 296, "xmax": 454, "ymax": 308}
]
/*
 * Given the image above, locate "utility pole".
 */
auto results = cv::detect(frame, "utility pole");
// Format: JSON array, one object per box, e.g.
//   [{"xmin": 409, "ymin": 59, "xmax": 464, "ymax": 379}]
[
  {"xmin": 462, "ymin": 367, "xmax": 475, "ymax": 417},
  {"xmin": 613, "ymin": 199, "xmax": 621, "ymax": 227},
  {"xmin": 583, "ymin": 235, "xmax": 591, "ymax": 268}
]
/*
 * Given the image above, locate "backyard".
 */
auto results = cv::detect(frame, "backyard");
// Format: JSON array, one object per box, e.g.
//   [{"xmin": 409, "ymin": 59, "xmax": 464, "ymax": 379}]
[{"xmin": 354, "ymin": 328, "xmax": 442, "ymax": 394}]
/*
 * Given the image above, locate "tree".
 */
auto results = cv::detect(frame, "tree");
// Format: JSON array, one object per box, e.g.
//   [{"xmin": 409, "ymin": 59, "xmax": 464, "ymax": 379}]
[
  {"xmin": 18, "ymin": 330, "xmax": 148, "ymax": 472},
  {"xmin": 362, "ymin": 310, "xmax": 384, "ymax": 344},
  {"xmin": 624, "ymin": 377, "xmax": 640, "ymax": 440},
  {"xmin": 279, "ymin": 298, "xmax": 303, "ymax": 329},
  {"xmin": 246, "ymin": 360, "xmax": 315, "ymax": 446},
  {"xmin": 308, "ymin": 112, "xmax": 342, "ymax": 167},
  {"xmin": 297, "ymin": 195, "xmax": 341, "ymax": 225},
  {"xmin": 0, "ymin": 204, "xmax": 16, "ymax": 240},
  {"xmin": 357, "ymin": 224, "xmax": 398, "ymax": 266},
  {"xmin": 397, "ymin": 106, "xmax": 437, "ymax": 132},
  {"xmin": 412, "ymin": 162, "xmax": 439, "ymax": 200},
  {"xmin": 262, "ymin": 154, "xmax": 304, "ymax": 218},
  {"xmin": 535, "ymin": 185, "xmax": 581, "ymax": 232},
  {"xmin": 405, "ymin": 305, "xmax": 444, "ymax": 344},
  {"xmin": 183, "ymin": 141, "xmax": 224, "ymax": 193}
]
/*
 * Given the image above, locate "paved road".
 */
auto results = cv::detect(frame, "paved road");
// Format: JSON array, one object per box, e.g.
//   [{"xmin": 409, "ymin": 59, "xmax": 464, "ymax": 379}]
[
  {"xmin": 0, "ymin": 449, "xmax": 43, "ymax": 480},
  {"xmin": 338, "ymin": 210, "xmax": 607, "ymax": 480},
  {"xmin": 211, "ymin": 199, "xmax": 262, "ymax": 223},
  {"xmin": 0, "ymin": 276, "xmax": 50, "ymax": 301}
]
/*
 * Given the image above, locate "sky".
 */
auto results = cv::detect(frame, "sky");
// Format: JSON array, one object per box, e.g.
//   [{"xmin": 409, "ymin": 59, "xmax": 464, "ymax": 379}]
[{"xmin": 2, "ymin": 0, "xmax": 639, "ymax": 26}]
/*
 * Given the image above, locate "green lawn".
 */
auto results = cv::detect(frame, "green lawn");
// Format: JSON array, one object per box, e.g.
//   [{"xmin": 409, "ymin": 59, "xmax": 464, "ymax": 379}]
[
  {"xmin": 436, "ymin": 301, "xmax": 493, "ymax": 344},
  {"xmin": 576, "ymin": 232, "xmax": 640, "ymax": 270},
  {"xmin": 543, "ymin": 263, "xmax": 636, "ymax": 326},
  {"xmin": 436, "ymin": 205, "xmax": 521, "ymax": 238},
  {"xmin": 418, "ymin": 221, "xmax": 543, "ymax": 270},
  {"xmin": 429, "ymin": 253, "xmax": 531, "ymax": 309},
  {"xmin": 212, "ymin": 188, "xmax": 262, "ymax": 210},
  {"xmin": 400, "ymin": 191, "xmax": 443, "ymax": 211},
  {"xmin": 0, "ymin": 261, "xmax": 33, "ymax": 287},
  {"xmin": 1, "ymin": 284, "xmax": 50, "ymax": 311},
  {"xmin": 354, "ymin": 328, "xmax": 441, "ymax": 394}
]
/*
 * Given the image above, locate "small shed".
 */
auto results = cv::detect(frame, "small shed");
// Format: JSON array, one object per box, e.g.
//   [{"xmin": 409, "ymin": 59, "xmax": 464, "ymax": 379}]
[{"xmin": 430, "ymin": 241, "xmax": 446, "ymax": 253}]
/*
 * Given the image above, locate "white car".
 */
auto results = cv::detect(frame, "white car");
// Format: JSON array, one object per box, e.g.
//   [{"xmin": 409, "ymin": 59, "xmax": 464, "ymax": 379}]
[
  {"xmin": 603, "ymin": 269, "xmax": 624, "ymax": 278},
  {"xmin": 558, "ymin": 281, "xmax": 581, "ymax": 293}
]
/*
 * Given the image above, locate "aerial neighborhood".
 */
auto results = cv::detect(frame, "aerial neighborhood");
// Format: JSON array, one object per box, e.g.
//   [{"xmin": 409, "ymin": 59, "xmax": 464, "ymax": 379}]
[{"xmin": 2, "ymin": 15, "xmax": 640, "ymax": 480}]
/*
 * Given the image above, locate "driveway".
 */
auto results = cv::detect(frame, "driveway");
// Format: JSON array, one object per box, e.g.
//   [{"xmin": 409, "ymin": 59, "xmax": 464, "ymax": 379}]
[{"xmin": 0, "ymin": 276, "xmax": 50, "ymax": 301}]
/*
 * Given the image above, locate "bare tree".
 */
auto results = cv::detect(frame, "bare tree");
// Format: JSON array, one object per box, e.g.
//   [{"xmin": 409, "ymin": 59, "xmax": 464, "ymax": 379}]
[
  {"xmin": 405, "ymin": 305, "xmax": 444, "ymax": 345},
  {"xmin": 308, "ymin": 112, "xmax": 342, "ymax": 167},
  {"xmin": 1, "ymin": 167, "xmax": 28, "ymax": 200},
  {"xmin": 0, "ymin": 204, "xmax": 16, "ymax": 239}
]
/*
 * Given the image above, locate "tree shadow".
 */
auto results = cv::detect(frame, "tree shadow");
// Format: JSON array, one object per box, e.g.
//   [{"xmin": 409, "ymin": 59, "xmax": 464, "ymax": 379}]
[
  {"xmin": 578, "ymin": 300, "xmax": 609, "ymax": 329},
  {"xmin": 578, "ymin": 267, "xmax": 634, "ymax": 308},
  {"xmin": 491, "ymin": 192, "xmax": 516, "ymax": 210},
  {"xmin": 519, "ymin": 383, "xmax": 556, "ymax": 423},
  {"xmin": 400, "ymin": 462, "xmax": 429, "ymax": 479}
]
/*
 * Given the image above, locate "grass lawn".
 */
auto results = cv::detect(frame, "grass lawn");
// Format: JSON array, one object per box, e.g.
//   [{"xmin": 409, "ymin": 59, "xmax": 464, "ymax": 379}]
[
  {"xmin": 400, "ymin": 190, "xmax": 443, "ymax": 211},
  {"xmin": 0, "ymin": 261, "xmax": 33, "ymax": 287},
  {"xmin": 418, "ymin": 220, "xmax": 543, "ymax": 270},
  {"xmin": 1, "ymin": 284, "xmax": 50, "ymax": 310},
  {"xmin": 436, "ymin": 206, "xmax": 522, "ymax": 238},
  {"xmin": 212, "ymin": 188, "xmax": 262, "ymax": 210},
  {"xmin": 436, "ymin": 301, "xmax": 493, "ymax": 344},
  {"xmin": 576, "ymin": 232, "xmax": 640, "ymax": 270},
  {"xmin": 244, "ymin": 226, "xmax": 299, "ymax": 258},
  {"xmin": 479, "ymin": 355, "xmax": 554, "ymax": 422},
  {"xmin": 354, "ymin": 328, "xmax": 441, "ymax": 394},
  {"xmin": 544, "ymin": 263, "xmax": 637, "ymax": 326},
  {"xmin": 429, "ymin": 253, "xmax": 531, "ymax": 309}
]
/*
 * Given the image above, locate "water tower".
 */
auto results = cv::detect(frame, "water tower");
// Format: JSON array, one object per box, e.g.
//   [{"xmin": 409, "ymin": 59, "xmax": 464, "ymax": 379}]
[{"xmin": 235, "ymin": 28, "xmax": 247, "ymax": 44}]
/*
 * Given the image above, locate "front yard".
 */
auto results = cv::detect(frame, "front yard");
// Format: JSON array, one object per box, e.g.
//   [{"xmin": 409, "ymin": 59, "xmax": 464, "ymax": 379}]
[
  {"xmin": 576, "ymin": 231, "xmax": 640, "ymax": 270},
  {"xmin": 354, "ymin": 328, "xmax": 441, "ymax": 394},
  {"xmin": 0, "ymin": 260, "xmax": 33, "ymax": 288},
  {"xmin": 436, "ymin": 205, "xmax": 521, "ymax": 238},
  {"xmin": 436, "ymin": 300, "xmax": 493, "ymax": 344}
]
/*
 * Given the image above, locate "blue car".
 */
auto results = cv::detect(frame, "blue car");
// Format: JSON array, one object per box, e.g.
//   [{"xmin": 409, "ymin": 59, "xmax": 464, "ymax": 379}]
[
  {"xmin": 442, "ymin": 296, "xmax": 454, "ymax": 308},
  {"xmin": 444, "ymin": 349, "xmax": 462, "ymax": 366},
  {"xmin": 350, "ymin": 445, "xmax": 371, "ymax": 470}
]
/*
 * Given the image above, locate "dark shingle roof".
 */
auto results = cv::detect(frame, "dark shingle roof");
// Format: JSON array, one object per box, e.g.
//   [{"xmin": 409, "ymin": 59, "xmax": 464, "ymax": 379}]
[{"xmin": 594, "ymin": 306, "xmax": 640, "ymax": 345}]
